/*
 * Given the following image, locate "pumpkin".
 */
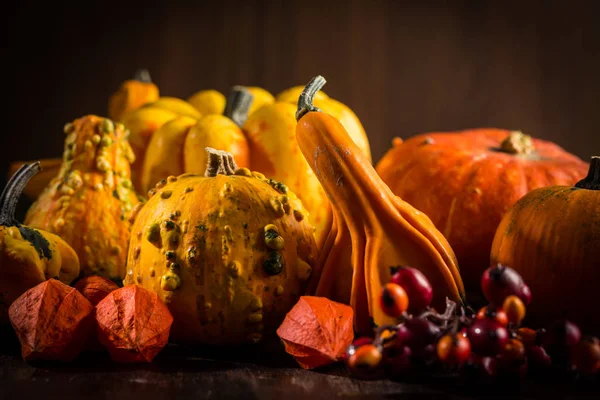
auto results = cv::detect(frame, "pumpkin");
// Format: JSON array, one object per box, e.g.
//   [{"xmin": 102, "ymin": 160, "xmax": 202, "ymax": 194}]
[
  {"xmin": 276, "ymin": 85, "xmax": 372, "ymax": 163},
  {"xmin": 124, "ymin": 147, "xmax": 318, "ymax": 344},
  {"xmin": 375, "ymin": 129, "xmax": 589, "ymax": 293},
  {"xmin": 295, "ymin": 76, "xmax": 465, "ymax": 335},
  {"xmin": 491, "ymin": 156, "xmax": 600, "ymax": 333},
  {"xmin": 187, "ymin": 86, "xmax": 275, "ymax": 116},
  {"xmin": 140, "ymin": 87, "xmax": 253, "ymax": 193},
  {"xmin": 108, "ymin": 69, "xmax": 159, "ymax": 122},
  {"xmin": 24, "ymin": 116, "xmax": 140, "ymax": 280},
  {"xmin": 0, "ymin": 162, "xmax": 80, "ymax": 321}
]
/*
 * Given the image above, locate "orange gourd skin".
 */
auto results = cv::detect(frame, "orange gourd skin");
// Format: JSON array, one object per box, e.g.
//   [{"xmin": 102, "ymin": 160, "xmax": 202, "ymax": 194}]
[
  {"xmin": 108, "ymin": 72, "xmax": 159, "ymax": 123},
  {"xmin": 375, "ymin": 129, "xmax": 589, "ymax": 293},
  {"xmin": 244, "ymin": 103, "xmax": 330, "ymax": 246},
  {"xmin": 125, "ymin": 150, "xmax": 318, "ymax": 344},
  {"xmin": 491, "ymin": 163, "xmax": 600, "ymax": 333},
  {"xmin": 295, "ymin": 84, "xmax": 464, "ymax": 335},
  {"xmin": 24, "ymin": 116, "xmax": 140, "ymax": 280}
]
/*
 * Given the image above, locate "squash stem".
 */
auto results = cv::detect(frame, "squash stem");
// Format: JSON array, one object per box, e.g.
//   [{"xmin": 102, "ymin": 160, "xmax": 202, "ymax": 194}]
[
  {"xmin": 224, "ymin": 86, "xmax": 253, "ymax": 127},
  {"xmin": 296, "ymin": 75, "xmax": 326, "ymax": 121},
  {"xmin": 575, "ymin": 156, "xmax": 600, "ymax": 190},
  {"xmin": 0, "ymin": 162, "xmax": 41, "ymax": 226},
  {"xmin": 499, "ymin": 131, "xmax": 535, "ymax": 155},
  {"xmin": 204, "ymin": 147, "xmax": 238, "ymax": 177},
  {"xmin": 133, "ymin": 68, "xmax": 152, "ymax": 83}
]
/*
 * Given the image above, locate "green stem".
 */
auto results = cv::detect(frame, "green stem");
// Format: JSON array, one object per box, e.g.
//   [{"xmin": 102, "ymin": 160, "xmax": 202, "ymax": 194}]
[
  {"xmin": 296, "ymin": 75, "xmax": 326, "ymax": 121},
  {"xmin": 575, "ymin": 156, "xmax": 600, "ymax": 190},
  {"xmin": 0, "ymin": 162, "xmax": 41, "ymax": 226},
  {"xmin": 133, "ymin": 68, "xmax": 152, "ymax": 83},
  {"xmin": 224, "ymin": 86, "xmax": 253, "ymax": 127}
]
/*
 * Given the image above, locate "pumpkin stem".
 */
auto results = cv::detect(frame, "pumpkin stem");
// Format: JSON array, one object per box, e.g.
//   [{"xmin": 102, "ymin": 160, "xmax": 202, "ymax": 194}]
[
  {"xmin": 296, "ymin": 75, "xmax": 326, "ymax": 121},
  {"xmin": 133, "ymin": 68, "xmax": 152, "ymax": 83},
  {"xmin": 224, "ymin": 86, "xmax": 253, "ymax": 127},
  {"xmin": 500, "ymin": 131, "xmax": 535, "ymax": 155},
  {"xmin": 575, "ymin": 156, "xmax": 600, "ymax": 190},
  {"xmin": 0, "ymin": 162, "xmax": 41, "ymax": 226},
  {"xmin": 204, "ymin": 147, "xmax": 239, "ymax": 177}
]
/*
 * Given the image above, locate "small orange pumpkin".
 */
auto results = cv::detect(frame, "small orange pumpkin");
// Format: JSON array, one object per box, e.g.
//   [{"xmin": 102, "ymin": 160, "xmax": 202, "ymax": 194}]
[
  {"xmin": 491, "ymin": 156, "xmax": 600, "ymax": 333},
  {"xmin": 375, "ymin": 129, "xmax": 589, "ymax": 293}
]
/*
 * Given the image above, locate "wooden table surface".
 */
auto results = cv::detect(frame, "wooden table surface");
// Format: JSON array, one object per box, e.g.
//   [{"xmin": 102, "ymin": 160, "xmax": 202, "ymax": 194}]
[{"xmin": 1, "ymin": 327, "xmax": 598, "ymax": 400}]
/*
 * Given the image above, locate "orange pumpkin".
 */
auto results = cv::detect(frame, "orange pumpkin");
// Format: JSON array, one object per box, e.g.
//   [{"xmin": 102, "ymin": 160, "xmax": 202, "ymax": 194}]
[
  {"xmin": 24, "ymin": 116, "xmax": 140, "ymax": 280},
  {"xmin": 296, "ymin": 76, "xmax": 464, "ymax": 335},
  {"xmin": 125, "ymin": 148, "xmax": 318, "ymax": 344},
  {"xmin": 491, "ymin": 156, "xmax": 600, "ymax": 333},
  {"xmin": 108, "ymin": 69, "xmax": 160, "ymax": 123},
  {"xmin": 375, "ymin": 129, "xmax": 589, "ymax": 293}
]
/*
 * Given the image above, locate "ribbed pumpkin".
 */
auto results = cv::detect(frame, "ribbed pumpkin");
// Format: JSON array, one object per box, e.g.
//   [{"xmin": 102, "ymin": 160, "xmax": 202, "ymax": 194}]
[
  {"xmin": 24, "ymin": 116, "xmax": 140, "ymax": 280},
  {"xmin": 125, "ymin": 148, "xmax": 318, "ymax": 344},
  {"xmin": 140, "ymin": 88, "xmax": 252, "ymax": 193},
  {"xmin": 375, "ymin": 129, "xmax": 589, "ymax": 293},
  {"xmin": 491, "ymin": 156, "xmax": 600, "ymax": 333},
  {"xmin": 296, "ymin": 76, "xmax": 465, "ymax": 335}
]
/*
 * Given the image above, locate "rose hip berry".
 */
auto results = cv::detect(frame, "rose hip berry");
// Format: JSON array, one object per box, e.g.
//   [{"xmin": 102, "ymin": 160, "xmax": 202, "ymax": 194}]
[
  {"xmin": 467, "ymin": 318, "xmax": 509, "ymax": 356},
  {"xmin": 503, "ymin": 295, "xmax": 526, "ymax": 326},
  {"xmin": 480, "ymin": 264, "xmax": 530, "ymax": 306},
  {"xmin": 403, "ymin": 318, "xmax": 441, "ymax": 358},
  {"xmin": 379, "ymin": 283, "xmax": 409, "ymax": 318},
  {"xmin": 390, "ymin": 266, "xmax": 433, "ymax": 314},
  {"xmin": 571, "ymin": 336, "xmax": 600, "ymax": 376},
  {"xmin": 476, "ymin": 305, "xmax": 509, "ymax": 326},
  {"xmin": 437, "ymin": 333, "xmax": 471, "ymax": 365}
]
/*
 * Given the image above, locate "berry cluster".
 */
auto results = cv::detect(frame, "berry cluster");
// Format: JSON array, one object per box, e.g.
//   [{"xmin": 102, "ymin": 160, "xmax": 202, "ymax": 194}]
[{"xmin": 345, "ymin": 264, "xmax": 600, "ymax": 382}]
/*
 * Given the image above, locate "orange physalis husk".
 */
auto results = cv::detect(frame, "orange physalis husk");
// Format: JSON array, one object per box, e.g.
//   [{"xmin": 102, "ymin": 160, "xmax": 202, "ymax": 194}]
[
  {"xmin": 276, "ymin": 296, "xmax": 354, "ymax": 370},
  {"xmin": 95, "ymin": 285, "xmax": 174, "ymax": 363},
  {"xmin": 74, "ymin": 276, "xmax": 119, "ymax": 306},
  {"xmin": 74, "ymin": 276, "xmax": 120, "ymax": 352},
  {"xmin": 8, "ymin": 279, "xmax": 95, "ymax": 362}
]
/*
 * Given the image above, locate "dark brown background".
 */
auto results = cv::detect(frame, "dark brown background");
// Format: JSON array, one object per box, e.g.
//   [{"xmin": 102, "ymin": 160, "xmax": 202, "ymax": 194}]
[{"xmin": 6, "ymin": 0, "xmax": 600, "ymax": 185}]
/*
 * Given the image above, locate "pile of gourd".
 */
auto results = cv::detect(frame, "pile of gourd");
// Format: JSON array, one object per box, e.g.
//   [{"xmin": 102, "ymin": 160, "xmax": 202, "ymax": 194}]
[{"xmin": 1, "ymin": 71, "xmax": 598, "ymax": 346}]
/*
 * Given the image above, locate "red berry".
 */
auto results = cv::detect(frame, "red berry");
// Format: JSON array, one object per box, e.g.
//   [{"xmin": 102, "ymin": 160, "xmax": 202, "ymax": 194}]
[
  {"xmin": 437, "ymin": 333, "xmax": 472, "ymax": 365},
  {"xmin": 379, "ymin": 283, "xmax": 409, "ymax": 318},
  {"xmin": 497, "ymin": 338, "xmax": 528, "ymax": 378},
  {"xmin": 541, "ymin": 319, "xmax": 581, "ymax": 368},
  {"xmin": 384, "ymin": 344, "xmax": 412, "ymax": 377},
  {"xmin": 527, "ymin": 345, "xmax": 552, "ymax": 371},
  {"xmin": 394, "ymin": 324, "xmax": 412, "ymax": 347},
  {"xmin": 461, "ymin": 354, "xmax": 498, "ymax": 380},
  {"xmin": 476, "ymin": 305, "xmax": 509, "ymax": 326},
  {"xmin": 390, "ymin": 266, "xmax": 433, "ymax": 313},
  {"xmin": 541, "ymin": 319, "xmax": 581, "ymax": 349},
  {"xmin": 481, "ymin": 264, "xmax": 528, "ymax": 306},
  {"xmin": 404, "ymin": 318, "xmax": 441, "ymax": 357},
  {"xmin": 571, "ymin": 336, "xmax": 600, "ymax": 376},
  {"xmin": 468, "ymin": 318, "xmax": 509, "ymax": 356}
]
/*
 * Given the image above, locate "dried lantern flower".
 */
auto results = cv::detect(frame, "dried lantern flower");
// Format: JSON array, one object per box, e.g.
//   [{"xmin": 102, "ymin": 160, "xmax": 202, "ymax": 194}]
[
  {"xmin": 8, "ymin": 279, "xmax": 94, "ymax": 362},
  {"xmin": 95, "ymin": 285, "xmax": 173, "ymax": 363}
]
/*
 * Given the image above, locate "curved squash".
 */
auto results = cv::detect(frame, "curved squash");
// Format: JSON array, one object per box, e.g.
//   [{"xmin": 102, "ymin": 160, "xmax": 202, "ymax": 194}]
[{"xmin": 296, "ymin": 76, "xmax": 465, "ymax": 334}]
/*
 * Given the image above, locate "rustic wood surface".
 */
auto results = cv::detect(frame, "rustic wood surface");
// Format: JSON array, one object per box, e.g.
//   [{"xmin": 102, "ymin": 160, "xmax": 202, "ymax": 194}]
[{"xmin": 1, "ymin": 327, "xmax": 598, "ymax": 400}]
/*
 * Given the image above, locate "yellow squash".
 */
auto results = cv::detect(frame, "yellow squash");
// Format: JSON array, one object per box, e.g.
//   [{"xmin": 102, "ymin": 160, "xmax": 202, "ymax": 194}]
[
  {"xmin": 141, "ymin": 88, "xmax": 253, "ymax": 193},
  {"xmin": 0, "ymin": 162, "xmax": 80, "ymax": 321}
]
